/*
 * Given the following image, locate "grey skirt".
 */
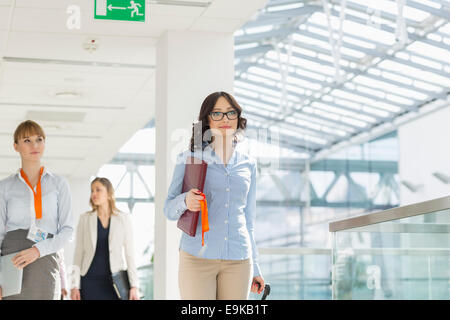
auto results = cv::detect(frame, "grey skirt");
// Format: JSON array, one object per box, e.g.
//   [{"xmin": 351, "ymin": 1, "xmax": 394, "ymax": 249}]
[{"xmin": 1, "ymin": 229, "xmax": 60, "ymax": 300}]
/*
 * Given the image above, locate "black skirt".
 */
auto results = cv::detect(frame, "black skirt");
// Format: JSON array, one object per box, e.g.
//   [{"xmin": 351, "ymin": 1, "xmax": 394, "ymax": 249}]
[
  {"xmin": 80, "ymin": 217, "xmax": 119, "ymax": 300},
  {"xmin": 80, "ymin": 276, "xmax": 119, "ymax": 300}
]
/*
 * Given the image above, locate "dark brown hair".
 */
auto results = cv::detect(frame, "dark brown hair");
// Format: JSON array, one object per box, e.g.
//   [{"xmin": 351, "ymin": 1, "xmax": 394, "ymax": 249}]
[
  {"xmin": 90, "ymin": 177, "xmax": 119, "ymax": 215},
  {"xmin": 190, "ymin": 91, "xmax": 247, "ymax": 152}
]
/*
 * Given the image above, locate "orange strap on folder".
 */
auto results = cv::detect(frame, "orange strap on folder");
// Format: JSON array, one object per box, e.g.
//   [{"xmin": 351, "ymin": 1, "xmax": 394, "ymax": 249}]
[
  {"xmin": 199, "ymin": 193, "xmax": 209, "ymax": 246},
  {"xmin": 20, "ymin": 167, "xmax": 44, "ymax": 220}
]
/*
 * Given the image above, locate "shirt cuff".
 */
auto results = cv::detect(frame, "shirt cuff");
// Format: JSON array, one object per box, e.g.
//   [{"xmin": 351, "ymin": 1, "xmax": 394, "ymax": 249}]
[
  {"xmin": 72, "ymin": 265, "xmax": 81, "ymax": 289},
  {"xmin": 33, "ymin": 242, "xmax": 47, "ymax": 257},
  {"xmin": 253, "ymin": 262, "xmax": 261, "ymax": 278},
  {"xmin": 174, "ymin": 192, "xmax": 188, "ymax": 219}
]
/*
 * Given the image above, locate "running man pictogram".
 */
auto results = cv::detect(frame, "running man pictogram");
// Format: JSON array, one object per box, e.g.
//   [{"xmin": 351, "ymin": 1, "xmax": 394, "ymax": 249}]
[{"xmin": 128, "ymin": 1, "xmax": 143, "ymax": 17}]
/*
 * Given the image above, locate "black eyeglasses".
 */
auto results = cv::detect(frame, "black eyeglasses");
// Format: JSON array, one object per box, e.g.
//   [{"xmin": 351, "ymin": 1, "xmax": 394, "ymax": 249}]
[{"xmin": 209, "ymin": 110, "xmax": 239, "ymax": 121}]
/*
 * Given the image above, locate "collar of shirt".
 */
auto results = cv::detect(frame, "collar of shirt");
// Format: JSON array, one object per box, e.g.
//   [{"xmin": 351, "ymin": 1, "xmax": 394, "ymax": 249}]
[{"xmin": 14, "ymin": 167, "xmax": 55, "ymax": 179}]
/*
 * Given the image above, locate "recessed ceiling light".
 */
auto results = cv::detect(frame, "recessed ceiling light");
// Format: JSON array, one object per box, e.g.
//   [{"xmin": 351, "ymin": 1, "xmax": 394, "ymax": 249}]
[{"xmin": 54, "ymin": 91, "xmax": 81, "ymax": 99}]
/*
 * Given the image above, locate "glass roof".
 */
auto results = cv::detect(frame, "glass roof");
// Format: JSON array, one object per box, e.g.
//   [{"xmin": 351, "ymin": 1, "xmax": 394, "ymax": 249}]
[{"xmin": 234, "ymin": 0, "xmax": 450, "ymax": 159}]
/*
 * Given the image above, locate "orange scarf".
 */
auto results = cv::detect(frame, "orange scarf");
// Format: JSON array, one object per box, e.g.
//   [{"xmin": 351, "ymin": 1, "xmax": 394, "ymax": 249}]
[
  {"xmin": 20, "ymin": 167, "xmax": 44, "ymax": 220},
  {"xmin": 199, "ymin": 192, "xmax": 209, "ymax": 246}
]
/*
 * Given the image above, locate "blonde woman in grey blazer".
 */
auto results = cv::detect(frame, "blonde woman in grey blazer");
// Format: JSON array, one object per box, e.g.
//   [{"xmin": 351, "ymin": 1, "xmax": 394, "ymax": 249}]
[{"xmin": 70, "ymin": 177, "xmax": 139, "ymax": 300}]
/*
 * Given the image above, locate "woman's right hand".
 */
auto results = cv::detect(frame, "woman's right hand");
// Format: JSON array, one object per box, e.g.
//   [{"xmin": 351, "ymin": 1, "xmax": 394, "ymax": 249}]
[
  {"xmin": 70, "ymin": 288, "xmax": 81, "ymax": 300},
  {"xmin": 185, "ymin": 189, "xmax": 204, "ymax": 211}
]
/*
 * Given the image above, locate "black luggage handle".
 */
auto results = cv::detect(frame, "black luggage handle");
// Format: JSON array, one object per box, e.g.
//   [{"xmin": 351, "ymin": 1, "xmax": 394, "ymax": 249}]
[{"xmin": 261, "ymin": 284, "xmax": 271, "ymax": 300}]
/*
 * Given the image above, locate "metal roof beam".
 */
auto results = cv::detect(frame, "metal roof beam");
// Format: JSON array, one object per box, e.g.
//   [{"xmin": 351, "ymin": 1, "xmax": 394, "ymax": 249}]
[
  {"xmin": 403, "ymin": 0, "xmax": 450, "ymax": 20},
  {"xmin": 245, "ymin": 55, "xmax": 415, "ymax": 130},
  {"xmin": 251, "ymin": 58, "xmax": 424, "ymax": 110},
  {"xmin": 357, "ymin": 71, "xmax": 437, "ymax": 96},
  {"xmin": 237, "ymin": 95, "xmax": 358, "ymax": 134},
  {"xmin": 303, "ymin": 21, "xmax": 449, "ymax": 81},
  {"xmin": 234, "ymin": 0, "xmax": 447, "ymax": 158},
  {"xmin": 240, "ymin": 58, "xmax": 327, "ymax": 85},
  {"xmin": 428, "ymin": 0, "xmax": 450, "ymax": 7},
  {"xmin": 246, "ymin": 119, "xmax": 328, "ymax": 149},
  {"xmin": 335, "ymin": 84, "xmax": 418, "ymax": 110},
  {"xmin": 295, "ymin": 27, "xmax": 450, "ymax": 79},
  {"xmin": 244, "ymin": 109, "xmax": 343, "ymax": 141},
  {"xmin": 242, "ymin": 4, "xmax": 320, "ymax": 29},
  {"xmin": 235, "ymin": 25, "xmax": 298, "ymax": 45},
  {"xmin": 110, "ymin": 153, "xmax": 398, "ymax": 174},
  {"xmin": 236, "ymin": 76, "xmax": 389, "ymax": 122},
  {"xmin": 290, "ymin": 34, "xmax": 377, "ymax": 62},
  {"xmin": 245, "ymin": 114, "xmax": 331, "ymax": 148},
  {"xmin": 257, "ymin": 53, "xmax": 417, "ymax": 110},
  {"xmin": 256, "ymin": 157, "xmax": 398, "ymax": 173},
  {"xmin": 235, "ymin": 44, "xmax": 273, "ymax": 58},
  {"xmin": 376, "ymin": 65, "xmax": 450, "ymax": 89},
  {"xmin": 390, "ymin": 53, "xmax": 450, "ymax": 78},
  {"xmin": 235, "ymin": 94, "xmax": 281, "ymax": 113},
  {"xmin": 405, "ymin": 47, "xmax": 450, "ymax": 68},
  {"xmin": 236, "ymin": 76, "xmax": 309, "ymax": 99},
  {"xmin": 343, "ymin": 0, "xmax": 423, "ymax": 26},
  {"xmin": 246, "ymin": 124, "xmax": 318, "ymax": 154},
  {"xmin": 311, "ymin": 89, "xmax": 450, "ymax": 162},
  {"xmin": 327, "ymin": 5, "xmax": 444, "ymax": 45},
  {"xmin": 235, "ymin": 92, "xmax": 364, "ymax": 131},
  {"xmin": 111, "ymin": 153, "xmax": 155, "ymax": 165}
]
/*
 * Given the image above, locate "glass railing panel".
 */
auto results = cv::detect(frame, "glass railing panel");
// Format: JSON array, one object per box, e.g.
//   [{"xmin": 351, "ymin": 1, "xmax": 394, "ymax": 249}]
[
  {"xmin": 331, "ymin": 204, "xmax": 450, "ymax": 300},
  {"xmin": 249, "ymin": 248, "xmax": 332, "ymax": 300}
]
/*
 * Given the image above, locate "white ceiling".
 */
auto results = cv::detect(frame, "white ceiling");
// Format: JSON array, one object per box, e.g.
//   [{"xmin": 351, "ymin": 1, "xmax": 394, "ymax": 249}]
[{"xmin": 0, "ymin": 0, "xmax": 268, "ymax": 179}]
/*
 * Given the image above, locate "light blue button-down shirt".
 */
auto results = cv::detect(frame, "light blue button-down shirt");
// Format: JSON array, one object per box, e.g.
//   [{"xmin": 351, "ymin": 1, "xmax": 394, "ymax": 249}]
[
  {"xmin": 164, "ymin": 145, "xmax": 261, "ymax": 277},
  {"xmin": 0, "ymin": 168, "xmax": 74, "ymax": 258}
]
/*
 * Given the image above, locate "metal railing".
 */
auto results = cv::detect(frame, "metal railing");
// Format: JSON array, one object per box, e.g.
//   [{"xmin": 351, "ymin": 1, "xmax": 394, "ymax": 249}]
[{"xmin": 329, "ymin": 195, "xmax": 450, "ymax": 232}]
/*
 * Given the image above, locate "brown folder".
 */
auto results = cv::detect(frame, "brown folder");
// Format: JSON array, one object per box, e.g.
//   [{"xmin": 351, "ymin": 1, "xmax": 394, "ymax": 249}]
[{"xmin": 177, "ymin": 156, "xmax": 208, "ymax": 236}]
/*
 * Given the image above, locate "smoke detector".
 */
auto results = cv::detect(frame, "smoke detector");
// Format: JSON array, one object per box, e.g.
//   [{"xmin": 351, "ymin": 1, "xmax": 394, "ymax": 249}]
[{"xmin": 83, "ymin": 37, "xmax": 100, "ymax": 53}]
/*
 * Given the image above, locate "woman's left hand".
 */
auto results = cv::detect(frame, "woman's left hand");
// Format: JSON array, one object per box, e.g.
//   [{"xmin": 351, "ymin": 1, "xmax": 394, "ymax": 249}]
[
  {"xmin": 12, "ymin": 247, "xmax": 40, "ymax": 269},
  {"xmin": 251, "ymin": 276, "xmax": 265, "ymax": 295},
  {"xmin": 129, "ymin": 287, "xmax": 140, "ymax": 300}
]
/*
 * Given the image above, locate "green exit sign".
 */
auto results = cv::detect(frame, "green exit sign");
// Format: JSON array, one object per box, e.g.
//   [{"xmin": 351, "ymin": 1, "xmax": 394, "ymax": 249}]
[{"xmin": 95, "ymin": 0, "xmax": 145, "ymax": 22}]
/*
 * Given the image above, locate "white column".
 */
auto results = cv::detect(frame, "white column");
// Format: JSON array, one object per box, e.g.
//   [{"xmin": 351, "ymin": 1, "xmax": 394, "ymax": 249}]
[{"xmin": 154, "ymin": 30, "xmax": 234, "ymax": 299}]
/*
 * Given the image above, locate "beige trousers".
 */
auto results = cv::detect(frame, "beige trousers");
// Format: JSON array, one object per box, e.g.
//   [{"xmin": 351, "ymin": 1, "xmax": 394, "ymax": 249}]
[{"xmin": 178, "ymin": 250, "xmax": 253, "ymax": 300}]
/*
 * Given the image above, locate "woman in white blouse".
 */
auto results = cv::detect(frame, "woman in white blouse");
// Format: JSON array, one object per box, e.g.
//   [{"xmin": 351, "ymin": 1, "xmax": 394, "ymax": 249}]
[
  {"xmin": 0, "ymin": 120, "xmax": 74, "ymax": 300},
  {"xmin": 70, "ymin": 177, "xmax": 140, "ymax": 300}
]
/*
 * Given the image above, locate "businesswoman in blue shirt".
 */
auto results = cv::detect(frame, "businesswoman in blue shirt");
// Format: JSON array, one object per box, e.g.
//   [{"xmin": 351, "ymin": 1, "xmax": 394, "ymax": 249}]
[
  {"xmin": 0, "ymin": 120, "xmax": 73, "ymax": 300},
  {"xmin": 164, "ymin": 91, "xmax": 265, "ymax": 300}
]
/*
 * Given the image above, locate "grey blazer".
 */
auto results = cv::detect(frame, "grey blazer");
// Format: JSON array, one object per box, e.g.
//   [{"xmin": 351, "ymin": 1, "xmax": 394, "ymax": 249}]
[{"xmin": 72, "ymin": 210, "xmax": 139, "ymax": 289}]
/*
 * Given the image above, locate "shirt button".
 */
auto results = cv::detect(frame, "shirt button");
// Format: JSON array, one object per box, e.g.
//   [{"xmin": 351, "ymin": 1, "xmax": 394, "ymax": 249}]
[
  {"xmin": 224, "ymin": 237, "xmax": 227, "ymax": 240},
  {"xmin": 226, "ymin": 188, "xmax": 230, "ymax": 192},
  {"xmin": 225, "ymin": 220, "xmax": 228, "ymax": 224},
  {"xmin": 225, "ymin": 203, "xmax": 228, "ymax": 208}
]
